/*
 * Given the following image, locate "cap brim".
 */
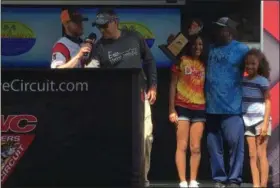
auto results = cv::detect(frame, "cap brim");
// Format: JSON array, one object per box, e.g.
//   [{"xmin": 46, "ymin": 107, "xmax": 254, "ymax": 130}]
[
  {"xmin": 212, "ymin": 22, "xmax": 227, "ymax": 27},
  {"xmin": 72, "ymin": 17, "xmax": 88, "ymax": 23}
]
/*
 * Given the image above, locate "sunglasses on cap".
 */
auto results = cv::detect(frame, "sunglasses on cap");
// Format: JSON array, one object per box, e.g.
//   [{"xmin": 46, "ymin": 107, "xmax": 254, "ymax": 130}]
[
  {"xmin": 96, "ymin": 19, "xmax": 119, "ymax": 29},
  {"xmin": 93, "ymin": 13, "xmax": 118, "ymax": 29}
]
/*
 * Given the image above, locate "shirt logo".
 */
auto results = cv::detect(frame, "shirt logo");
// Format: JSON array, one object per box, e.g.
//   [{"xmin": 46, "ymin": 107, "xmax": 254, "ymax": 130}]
[
  {"xmin": 108, "ymin": 48, "xmax": 138, "ymax": 65},
  {"xmin": 184, "ymin": 66, "xmax": 204, "ymax": 78},
  {"xmin": 184, "ymin": 66, "xmax": 192, "ymax": 75}
]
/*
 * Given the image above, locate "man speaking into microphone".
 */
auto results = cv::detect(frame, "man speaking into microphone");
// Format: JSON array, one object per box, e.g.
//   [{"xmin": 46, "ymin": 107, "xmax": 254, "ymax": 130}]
[
  {"xmin": 91, "ymin": 8, "xmax": 157, "ymax": 187},
  {"xmin": 51, "ymin": 8, "xmax": 93, "ymax": 69}
]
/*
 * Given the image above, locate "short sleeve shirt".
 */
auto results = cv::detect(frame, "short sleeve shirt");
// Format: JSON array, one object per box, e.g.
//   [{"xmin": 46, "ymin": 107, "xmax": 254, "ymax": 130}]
[
  {"xmin": 171, "ymin": 56, "xmax": 205, "ymax": 110},
  {"xmin": 242, "ymin": 75, "xmax": 270, "ymax": 126},
  {"xmin": 205, "ymin": 40, "xmax": 249, "ymax": 114}
]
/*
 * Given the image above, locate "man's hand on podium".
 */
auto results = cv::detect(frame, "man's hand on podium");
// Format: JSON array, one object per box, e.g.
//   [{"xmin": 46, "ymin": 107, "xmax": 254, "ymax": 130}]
[{"xmin": 147, "ymin": 87, "xmax": 157, "ymax": 105}]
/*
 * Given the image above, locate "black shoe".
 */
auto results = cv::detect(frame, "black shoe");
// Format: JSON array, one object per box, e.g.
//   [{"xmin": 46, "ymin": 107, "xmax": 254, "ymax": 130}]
[
  {"xmin": 214, "ymin": 182, "xmax": 226, "ymax": 188},
  {"xmin": 227, "ymin": 183, "xmax": 240, "ymax": 188}
]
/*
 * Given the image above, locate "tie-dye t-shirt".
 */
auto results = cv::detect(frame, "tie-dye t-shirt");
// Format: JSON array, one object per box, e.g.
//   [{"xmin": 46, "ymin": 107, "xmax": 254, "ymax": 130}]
[
  {"xmin": 205, "ymin": 40, "xmax": 249, "ymax": 114},
  {"xmin": 171, "ymin": 56, "xmax": 205, "ymax": 110}
]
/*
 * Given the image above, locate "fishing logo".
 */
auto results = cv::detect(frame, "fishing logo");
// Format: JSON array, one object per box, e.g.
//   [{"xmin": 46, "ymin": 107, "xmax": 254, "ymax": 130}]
[
  {"xmin": 1, "ymin": 115, "xmax": 37, "ymax": 185},
  {"xmin": 119, "ymin": 22, "xmax": 155, "ymax": 48},
  {"xmin": 1, "ymin": 21, "xmax": 36, "ymax": 56}
]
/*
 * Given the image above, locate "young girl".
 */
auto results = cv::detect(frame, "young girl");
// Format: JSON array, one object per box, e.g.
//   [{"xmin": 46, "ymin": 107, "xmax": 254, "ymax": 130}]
[
  {"xmin": 242, "ymin": 49, "xmax": 271, "ymax": 188},
  {"xmin": 169, "ymin": 35, "xmax": 206, "ymax": 188}
]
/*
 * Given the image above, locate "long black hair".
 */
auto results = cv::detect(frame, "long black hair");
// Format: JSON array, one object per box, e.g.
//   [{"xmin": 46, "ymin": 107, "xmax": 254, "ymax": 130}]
[{"xmin": 184, "ymin": 34, "xmax": 208, "ymax": 63}]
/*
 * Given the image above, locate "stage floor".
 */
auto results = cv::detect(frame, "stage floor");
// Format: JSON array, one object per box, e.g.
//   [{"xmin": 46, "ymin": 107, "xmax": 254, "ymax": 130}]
[
  {"xmin": 13, "ymin": 181, "xmax": 253, "ymax": 188},
  {"xmin": 150, "ymin": 181, "xmax": 253, "ymax": 187}
]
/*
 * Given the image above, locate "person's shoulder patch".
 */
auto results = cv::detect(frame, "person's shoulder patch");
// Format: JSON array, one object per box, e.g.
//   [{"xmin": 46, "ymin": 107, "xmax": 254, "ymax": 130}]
[{"xmin": 52, "ymin": 53, "xmax": 57, "ymax": 61}]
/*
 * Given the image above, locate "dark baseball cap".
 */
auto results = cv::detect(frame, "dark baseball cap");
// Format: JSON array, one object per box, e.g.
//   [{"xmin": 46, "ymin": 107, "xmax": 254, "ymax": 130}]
[
  {"xmin": 212, "ymin": 17, "xmax": 238, "ymax": 30},
  {"xmin": 61, "ymin": 9, "xmax": 88, "ymax": 23},
  {"xmin": 92, "ymin": 8, "xmax": 118, "ymax": 27}
]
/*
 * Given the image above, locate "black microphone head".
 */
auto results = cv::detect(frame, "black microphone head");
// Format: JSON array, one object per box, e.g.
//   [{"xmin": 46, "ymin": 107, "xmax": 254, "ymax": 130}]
[{"xmin": 88, "ymin": 33, "xmax": 97, "ymax": 40}]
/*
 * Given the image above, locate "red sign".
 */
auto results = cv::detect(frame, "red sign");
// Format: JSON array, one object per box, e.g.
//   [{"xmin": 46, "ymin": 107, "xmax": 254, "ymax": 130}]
[{"xmin": 1, "ymin": 115, "xmax": 37, "ymax": 185}]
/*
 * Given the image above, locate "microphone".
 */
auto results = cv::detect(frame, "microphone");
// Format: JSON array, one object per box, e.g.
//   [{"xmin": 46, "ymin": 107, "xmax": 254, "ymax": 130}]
[{"xmin": 83, "ymin": 33, "xmax": 97, "ymax": 57}]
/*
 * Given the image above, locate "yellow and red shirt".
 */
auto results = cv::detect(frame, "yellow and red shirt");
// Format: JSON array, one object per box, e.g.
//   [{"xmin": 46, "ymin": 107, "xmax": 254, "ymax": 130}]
[{"xmin": 171, "ymin": 56, "xmax": 206, "ymax": 110}]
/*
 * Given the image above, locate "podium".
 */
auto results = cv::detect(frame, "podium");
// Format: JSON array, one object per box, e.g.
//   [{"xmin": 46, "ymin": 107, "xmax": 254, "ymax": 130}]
[{"xmin": 1, "ymin": 68, "xmax": 145, "ymax": 188}]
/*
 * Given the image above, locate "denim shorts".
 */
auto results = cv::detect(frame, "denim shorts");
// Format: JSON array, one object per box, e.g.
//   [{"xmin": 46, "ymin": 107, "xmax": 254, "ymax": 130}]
[{"xmin": 175, "ymin": 106, "xmax": 206, "ymax": 122}]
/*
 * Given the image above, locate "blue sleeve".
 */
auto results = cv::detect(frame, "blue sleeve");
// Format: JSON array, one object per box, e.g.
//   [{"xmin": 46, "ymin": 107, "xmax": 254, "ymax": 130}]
[
  {"xmin": 237, "ymin": 43, "xmax": 249, "ymax": 61},
  {"xmin": 205, "ymin": 44, "xmax": 214, "ymax": 64},
  {"xmin": 259, "ymin": 77, "xmax": 270, "ymax": 91},
  {"xmin": 240, "ymin": 43, "xmax": 249, "ymax": 56},
  {"xmin": 237, "ymin": 43, "xmax": 249, "ymax": 71}
]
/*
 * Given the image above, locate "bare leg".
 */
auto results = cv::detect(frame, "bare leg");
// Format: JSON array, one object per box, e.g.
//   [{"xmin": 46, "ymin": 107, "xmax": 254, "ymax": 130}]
[
  {"xmin": 257, "ymin": 136, "xmax": 269, "ymax": 187},
  {"xmin": 175, "ymin": 120, "xmax": 190, "ymax": 182},
  {"xmin": 246, "ymin": 136, "xmax": 260, "ymax": 187},
  {"xmin": 189, "ymin": 121, "xmax": 204, "ymax": 181}
]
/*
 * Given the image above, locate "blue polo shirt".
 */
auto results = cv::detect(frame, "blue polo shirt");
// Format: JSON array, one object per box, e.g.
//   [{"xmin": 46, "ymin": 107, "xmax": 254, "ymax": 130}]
[{"xmin": 205, "ymin": 40, "xmax": 249, "ymax": 114}]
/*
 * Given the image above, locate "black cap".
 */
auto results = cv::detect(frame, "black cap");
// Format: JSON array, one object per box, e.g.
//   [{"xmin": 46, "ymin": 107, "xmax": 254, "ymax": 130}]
[
  {"xmin": 212, "ymin": 17, "xmax": 238, "ymax": 30},
  {"xmin": 92, "ymin": 8, "xmax": 118, "ymax": 27},
  {"xmin": 61, "ymin": 8, "xmax": 88, "ymax": 23}
]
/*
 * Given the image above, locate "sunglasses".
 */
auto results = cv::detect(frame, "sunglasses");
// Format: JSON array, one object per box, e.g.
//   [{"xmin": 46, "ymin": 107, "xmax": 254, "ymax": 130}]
[{"xmin": 96, "ymin": 18, "xmax": 118, "ymax": 29}]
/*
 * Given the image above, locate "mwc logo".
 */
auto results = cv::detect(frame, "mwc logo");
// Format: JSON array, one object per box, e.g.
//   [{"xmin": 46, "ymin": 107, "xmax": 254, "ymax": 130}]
[
  {"xmin": 1, "ymin": 114, "xmax": 37, "ymax": 185},
  {"xmin": 1, "ymin": 115, "xmax": 37, "ymax": 133}
]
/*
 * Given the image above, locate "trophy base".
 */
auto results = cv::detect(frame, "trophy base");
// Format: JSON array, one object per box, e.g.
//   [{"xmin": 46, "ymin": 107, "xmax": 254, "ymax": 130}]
[{"xmin": 158, "ymin": 44, "xmax": 180, "ymax": 64}]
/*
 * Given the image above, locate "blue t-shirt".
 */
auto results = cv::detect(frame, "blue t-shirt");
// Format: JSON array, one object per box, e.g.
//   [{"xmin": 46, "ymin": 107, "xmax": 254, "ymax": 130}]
[{"xmin": 205, "ymin": 40, "xmax": 249, "ymax": 114}]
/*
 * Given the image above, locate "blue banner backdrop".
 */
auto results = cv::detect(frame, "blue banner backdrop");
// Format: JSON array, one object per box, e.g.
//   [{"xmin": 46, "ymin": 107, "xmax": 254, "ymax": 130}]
[{"xmin": 1, "ymin": 7, "xmax": 181, "ymax": 68}]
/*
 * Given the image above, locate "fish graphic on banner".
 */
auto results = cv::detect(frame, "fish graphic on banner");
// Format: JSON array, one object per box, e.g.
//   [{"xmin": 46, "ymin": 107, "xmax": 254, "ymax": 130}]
[
  {"xmin": 1, "ymin": 21, "xmax": 36, "ymax": 56},
  {"xmin": 119, "ymin": 22, "xmax": 155, "ymax": 48}
]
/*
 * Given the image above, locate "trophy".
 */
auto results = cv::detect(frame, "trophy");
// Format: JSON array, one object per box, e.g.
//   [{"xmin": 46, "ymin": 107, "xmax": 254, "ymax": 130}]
[
  {"xmin": 159, "ymin": 19, "xmax": 203, "ymax": 63},
  {"xmin": 158, "ymin": 32, "xmax": 188, "ymax": 63}
]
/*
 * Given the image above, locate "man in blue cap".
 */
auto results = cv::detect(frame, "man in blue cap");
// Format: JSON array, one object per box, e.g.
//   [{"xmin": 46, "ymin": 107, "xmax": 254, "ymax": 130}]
[{"xmin": 205, "ymin": 17, "xmax": 249, "ymax": 188}]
